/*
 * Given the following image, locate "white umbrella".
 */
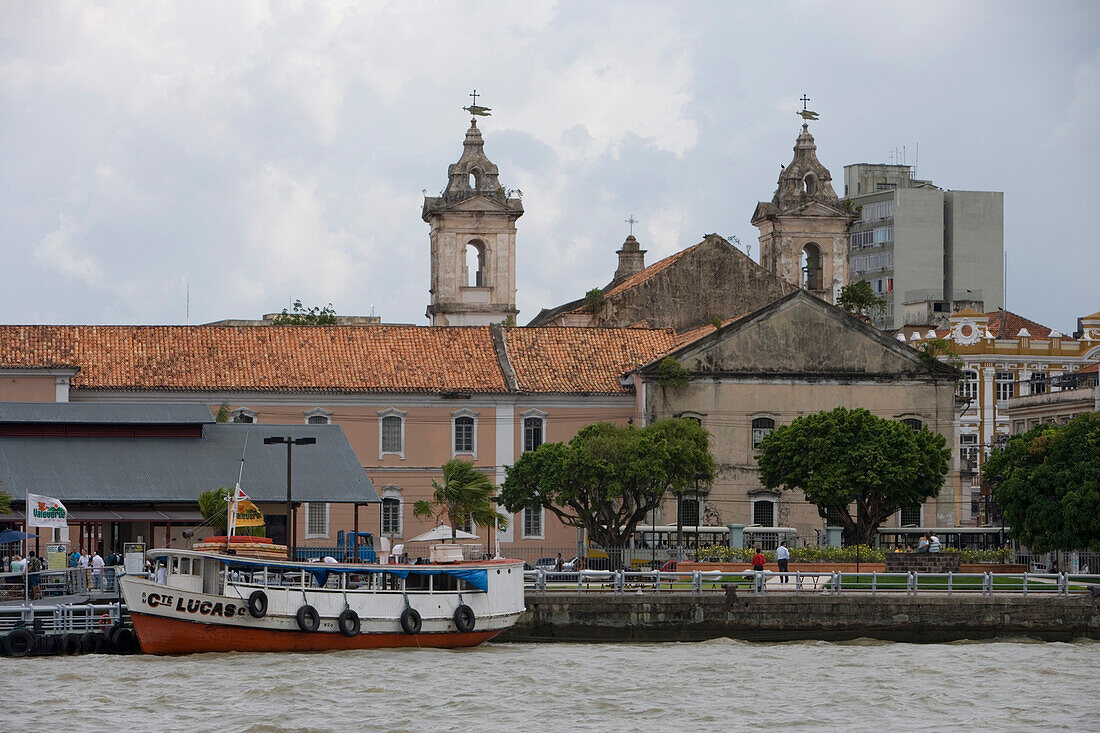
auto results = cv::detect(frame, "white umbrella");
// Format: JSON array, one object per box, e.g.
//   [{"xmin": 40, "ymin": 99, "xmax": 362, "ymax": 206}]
[{"xmin": 408, "ymin": 524, "xmax": 478, "ymax": 542}]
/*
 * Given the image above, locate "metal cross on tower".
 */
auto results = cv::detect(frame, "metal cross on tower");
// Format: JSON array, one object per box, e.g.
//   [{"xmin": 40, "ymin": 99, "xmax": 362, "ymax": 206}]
[
  {"xmin": 800, "ymin": 94, "xmax": 811, "ymax": 111},
  {"xmin": 470, "ymin": 89, "xmax": 480, "ymax": 106},
  {"xmin": 625, "ymin": 215, "xmax": 638, "ymax": 236}
]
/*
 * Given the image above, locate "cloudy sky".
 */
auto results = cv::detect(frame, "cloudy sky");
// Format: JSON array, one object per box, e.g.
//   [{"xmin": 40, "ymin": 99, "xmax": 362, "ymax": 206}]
[{"xmin": 2, "ymin": 1, "xmax": 1097, "ymax": 332}]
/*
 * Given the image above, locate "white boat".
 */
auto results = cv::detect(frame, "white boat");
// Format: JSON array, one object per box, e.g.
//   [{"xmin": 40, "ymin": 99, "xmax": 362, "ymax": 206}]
[{"xmin": 119, "ymin": 545, "xmax": 525, "ymax": 654}]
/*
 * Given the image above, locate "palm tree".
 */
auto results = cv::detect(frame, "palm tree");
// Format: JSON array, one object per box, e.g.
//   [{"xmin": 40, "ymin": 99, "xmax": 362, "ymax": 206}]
[{"xmin": 413, "ymin": 459, "xmax": 505, "ymax": 543}]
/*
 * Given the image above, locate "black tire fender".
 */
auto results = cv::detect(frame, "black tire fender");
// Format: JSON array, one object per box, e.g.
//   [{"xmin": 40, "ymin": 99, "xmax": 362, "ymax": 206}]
[
  {"xmin": 112, "ymin": 626, "xmax": 137, "ymax": 653},
  {"xmin": 79, "ymin": 631, "xmax": 103, "ymax": 655},
  {"xmin": 3, "ymin": 628, "xmax": 35, "ymax": 657},
  {"xmin": 35, "ymin": 633, "xmax": 57, "ymax": 656},
  {"xmin": 247, "ymin": 589, "xmax": 268, "ymax": 619},
  {"xmin": 61, "ymin": 633, "xmax": 83, "ymax": 655},
  {"xmin": 337, "ymin": 609, "xmax": 360, "ymax": 637},
  {"xmin": 296, "ymin": 604, "xmax": 320, "ymax": 632},
  {"xmin": 400, "ymin": 607, "xmax": 422, "ymax": 635},
  {"xmin": 453, "ymin": 604, "xmax": 475, "ymax": 633}
]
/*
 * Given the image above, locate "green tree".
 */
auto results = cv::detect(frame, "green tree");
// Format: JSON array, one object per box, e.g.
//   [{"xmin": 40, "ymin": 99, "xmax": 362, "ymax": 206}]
[
  {"xmin": 757, "ymin": 407, "xmax": 950, "ymax": 546},
  {"xmin": 914, "ymin": 337, "xmax": 963, "ymax": 376},
  {"xmin": 413, "ymin": 459, "xmax": 504, "ymax": 543},
  {"xmin": 214, "ymin": 403, "xmax": 231, "ymax": 423},
  {"xmin": 583, "ymin": 288, "xmax": 606, "ymax": 314},
  {"xmin": 984, "ymin": 413, "xmax": 1100, "ymax": 552},
  {"xmin": 0, "ymin": 481, "xmax": 11, "ymax": 515},
  {"xmin": 499, "ymin": 419, "xmax": 715, "ymax": 549},
  {"xmin": 271, "ymin": 299, "xmax": 338, "ymax": 325},
  {"xmin": 837, "ymin": 280, "xmax": 886, "ymax": 320}
]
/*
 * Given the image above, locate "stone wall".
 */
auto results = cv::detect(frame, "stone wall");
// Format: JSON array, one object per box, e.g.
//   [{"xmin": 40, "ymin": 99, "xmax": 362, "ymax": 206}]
[
  {"xmin": 885, "ymin": 552, "xmax": 961, "ymax": 573},
  {"xmin": 502, "ymin": 592, "xmax": 1099, "ymax": 643}
]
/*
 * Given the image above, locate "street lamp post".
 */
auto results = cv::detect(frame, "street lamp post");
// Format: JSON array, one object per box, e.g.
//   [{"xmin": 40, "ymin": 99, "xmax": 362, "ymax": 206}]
[{"xmin": 264, "ymin": 436, "xmax": 317, "ymax": 560}]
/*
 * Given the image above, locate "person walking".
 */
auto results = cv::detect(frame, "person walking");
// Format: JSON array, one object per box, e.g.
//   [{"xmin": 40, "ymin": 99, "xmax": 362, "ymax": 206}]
[
  {"xmin": 776, "ymin": 540, "xmax": 790, "ymax": 583},
  {"xmin": 751, "ymin": 547, "xmax": 767, "ymax": 573}
]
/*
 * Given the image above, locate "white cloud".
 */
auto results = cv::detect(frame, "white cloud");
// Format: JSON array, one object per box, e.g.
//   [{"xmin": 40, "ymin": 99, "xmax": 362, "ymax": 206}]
[
  {"xmin": 33, "ymin": 216, "xmax": 104, "ymax": 287},
  {"xmin": 1047, "ymin": 51, "xmax": 1100, "ymax": 152}
]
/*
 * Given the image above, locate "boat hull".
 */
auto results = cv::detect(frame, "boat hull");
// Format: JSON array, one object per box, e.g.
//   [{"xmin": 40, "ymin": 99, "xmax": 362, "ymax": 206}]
[{"xmin": 130, "ymin": 611, "xmax": 504, "ymax": 654}]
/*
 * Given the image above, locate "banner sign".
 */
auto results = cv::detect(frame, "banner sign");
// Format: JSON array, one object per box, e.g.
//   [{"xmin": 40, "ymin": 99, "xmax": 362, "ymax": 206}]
[
  {"xmin": 124, "ymin": 542, "xmax": 146, "ymax": 574},
  {"xmin": 26, "ymin": 493, "xmax": 69, "ymax": 529}
]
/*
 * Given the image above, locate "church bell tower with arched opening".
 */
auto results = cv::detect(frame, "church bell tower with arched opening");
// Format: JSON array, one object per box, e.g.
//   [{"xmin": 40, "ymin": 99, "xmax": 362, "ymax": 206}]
[
  {"xmin": 751, "ymin": 122, "xmax": 853, "ymax": 305},
  {"xmin": 423, "ymin": 118, "xmax": 523, "ymax": 326}
]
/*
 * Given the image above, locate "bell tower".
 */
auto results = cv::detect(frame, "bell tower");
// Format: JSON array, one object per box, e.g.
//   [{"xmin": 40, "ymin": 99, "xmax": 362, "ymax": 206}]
[
  {"xmin": 751, "ymin": 121, "xmax": 853, "ymax": 305},
  {"xmin": 423, "ymin": 118, "xmax": 523, "ymax": 326}
]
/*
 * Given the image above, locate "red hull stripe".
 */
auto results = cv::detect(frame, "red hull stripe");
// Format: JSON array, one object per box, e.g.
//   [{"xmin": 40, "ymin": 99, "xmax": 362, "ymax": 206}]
[{"xmin": 131, "ymin": 612, "xmax": 503, "ymax": 655}]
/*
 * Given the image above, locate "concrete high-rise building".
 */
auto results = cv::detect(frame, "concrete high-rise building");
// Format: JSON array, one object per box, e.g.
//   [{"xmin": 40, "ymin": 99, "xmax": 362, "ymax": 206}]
[{"xmin": 843, "ymin": 163, "xmax": 1003, "ymax": 329}]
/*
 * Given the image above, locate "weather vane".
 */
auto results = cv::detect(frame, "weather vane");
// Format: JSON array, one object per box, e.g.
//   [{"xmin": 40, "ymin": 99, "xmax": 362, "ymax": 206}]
[
  {"xmin": 625, "ymin": 215, "xmax": 638, "ymax": 236},
  {"xmin": 797, "ymin": 93, "xmax": 819, "ymax": 121},
  {"xmin": 464, "ymin": 89, "xmax": 492, "ymax": 117}
]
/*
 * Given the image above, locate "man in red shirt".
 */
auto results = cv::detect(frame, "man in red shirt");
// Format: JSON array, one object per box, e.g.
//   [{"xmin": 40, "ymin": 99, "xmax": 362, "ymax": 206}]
[{"xmin": 751, "ymin": 548, "xmax": 767, "ymax": 572}]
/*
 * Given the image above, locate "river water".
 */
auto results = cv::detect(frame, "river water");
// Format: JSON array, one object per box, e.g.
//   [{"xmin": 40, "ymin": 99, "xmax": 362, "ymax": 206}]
[{"xmin": 5, "ymin": 639, "xmax": 1098, "ymax": 731}]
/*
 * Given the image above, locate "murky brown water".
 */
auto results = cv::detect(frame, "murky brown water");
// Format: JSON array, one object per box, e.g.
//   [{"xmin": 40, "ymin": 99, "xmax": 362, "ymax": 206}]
[{"xmin": 3, "ymin": 638, "xmax": 1098, "ymax": 731}]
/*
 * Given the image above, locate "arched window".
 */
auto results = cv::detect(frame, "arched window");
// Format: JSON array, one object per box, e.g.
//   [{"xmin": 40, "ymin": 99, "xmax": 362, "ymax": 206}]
[
  {"xmin": 804, "ymin": 173, "xmax": 818, "ymax": 195},
  {"xmin": 523, "ymin": 414, "xmax": 545, "ymax": 452},
  {"xmin": 469, "ymin": 167, "xmax": 482, "ymax": 190},
  {"xmin": 452, "ymin": 409, "xmax": 478, "ymax": 456},
  {"xmin": 751, "ymin": 417, "xmax": 775, "ymax": 449},
  {"xmin": 801, "ymin": 243, "xmax": 822, "ymax": 290},
  {"xmin": 466, "ymin": 240, "xmax": 486, "ymax": 287},
  {"xmin": 304, "ymin": 407, "xmax": 331, "ymax": 425},
  {"xmin": 901, "ymin": 418, "xmax": 922, "ymax": 431}
]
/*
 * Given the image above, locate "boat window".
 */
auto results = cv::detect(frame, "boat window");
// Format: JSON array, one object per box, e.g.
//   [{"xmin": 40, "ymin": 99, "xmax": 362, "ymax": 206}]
[
  {"xmin": 171, "ymin": 557, "xmax": 179, "ymax": 574},
  {"xmin": 180, "ymin": 558, "xmax": 191, "ymax": 575}
]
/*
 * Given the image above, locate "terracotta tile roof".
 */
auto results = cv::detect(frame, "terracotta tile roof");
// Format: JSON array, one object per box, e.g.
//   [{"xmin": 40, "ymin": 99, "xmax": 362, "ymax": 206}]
[
  {"xmin": 0, "ymin": 325, "xmax": 508, "ymax": 393},
  {"xmin": 985, "ymin": 310, "xmax": 1054, "ymax": 339},
  {"xmin": 603, "ymin": 244, "xmax": 701, "ymax": 299},
  {"xmin": 504, "ymin": 327, "xmax": 676, "ymax": 393}
]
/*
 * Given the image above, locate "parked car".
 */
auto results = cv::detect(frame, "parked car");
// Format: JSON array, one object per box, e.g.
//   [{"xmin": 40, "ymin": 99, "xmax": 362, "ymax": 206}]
[{"xmin": 534, "ymin": 557, "xmax": 559, "ymax": 574}]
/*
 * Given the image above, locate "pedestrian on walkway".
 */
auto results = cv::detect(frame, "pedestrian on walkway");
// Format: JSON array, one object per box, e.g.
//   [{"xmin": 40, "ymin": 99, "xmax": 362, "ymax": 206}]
[
  {"xmin": 751, "ymin": 547, "xmax": 766, "ymax": 573},
  {"xmin": 90, "ymin": 549, "xmax": 105, "ymax": 590},
  {"xmin": 776, "ymin": 540, "xmax": 790, "ymax": 583},
  {"xmin": 27, "ymin": 551, "xmax": 43, "ymax": 599}
]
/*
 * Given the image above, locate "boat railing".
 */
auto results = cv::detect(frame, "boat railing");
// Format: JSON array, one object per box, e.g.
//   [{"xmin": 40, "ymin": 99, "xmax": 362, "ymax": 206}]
[{"xmin": 523, "ymin": 569, "xmax": 1086, "ymax": 597}]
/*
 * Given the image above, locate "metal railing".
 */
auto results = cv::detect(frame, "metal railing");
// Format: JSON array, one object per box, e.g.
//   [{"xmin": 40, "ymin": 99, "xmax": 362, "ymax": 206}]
[
  {"xmin": 0, "ymin": 602, "xmax": 127, "ymax": 635},
  {"xmin": 524, "ymin": 569, "xmax": 1085, "ymax": 597},
  {"xmin": 0, "ymin": 567, "xmax": 122, "ymax": 600}
]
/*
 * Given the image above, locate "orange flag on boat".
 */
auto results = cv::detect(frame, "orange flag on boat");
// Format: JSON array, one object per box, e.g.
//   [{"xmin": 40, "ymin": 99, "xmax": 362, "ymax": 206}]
[{"xmin": 231, "ymin": 486, "xmax": 265, "ymax": 528}]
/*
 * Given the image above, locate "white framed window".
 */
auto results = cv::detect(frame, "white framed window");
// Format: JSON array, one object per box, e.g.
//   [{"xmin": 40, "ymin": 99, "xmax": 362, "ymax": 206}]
[
  {"xmin": 1030, "ymin": 372, "xmax": 1048, "ymax": 395},
  {"xmin": 378, "ymin": 408, "xmax": 406, "ymax": 458},
  {"xmin": 305, "ymin": 502, "xmax": 329, "ymax": 539},
  {"xmin": 899, "ymin": 505, "xmax": 922, "ymax": 527},
  {"xmin": 231, "ymin": 407, "xmax": 256, "ymax": 423},
  {"xmin": 380, "ymin": 486, "xmax": 402, "ymax": 537},
  {"xmin": 452, "ymin": 408, "xmax": 478, "ymax": 457},
  {"xmin": 960, "ymin": 434, "xmax": 979, "ymax": 463},
  {"xmin": 995, "ymin": 372, "xmax": 1014, "ymax": 401},
  {"xmin": 304, "ymin": 407, "xmax": 331, "ymax": 425},
  {"xmin": 522, "ymin": 504, "xmax": 544, "ymax": 539},
  {"xmin": 521, "ymin": 409, "xmax": 547, "ymax": 452},
  {"xmin": 751, "ymin": 416, "xmax": 775, "ymax": 449},
  {"xmin": 958, "ymin": 370, "xmax": 979, "ymax": 400},
  {"xmin": 751, "ymin": 498, "xmax": 777, "ymax": 527}
]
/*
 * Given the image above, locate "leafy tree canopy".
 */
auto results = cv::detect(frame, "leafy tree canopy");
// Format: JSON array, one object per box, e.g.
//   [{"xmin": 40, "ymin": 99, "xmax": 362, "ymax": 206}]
[
  {"xmin": 499, "ymin": 419, "xmax": 715, "ymax": 549},
  {"xmin": 271, "ymin": 299, "xmax": 337, "ymax": 325},
  {"xmin": 837, "ymin": 280, "xmax": 886, "ymax": 319},
  {"xmin": 757, "ymin": 407, "xmax": 950, "ymax": 545},
  {"xmin": 583, "ymin": 288, "xmax": 606, "ymax": 314},
  {"xmin": 413, "ymin": 459, "xmax": 504, "ymax": 543},
  {"xmin": 914, "ymin": 337, "xmax": 963, "ymax": 376},
  {"xmin": 0, "ymin": 481, "xmax": 10, "ymax": 515},
  {"xmin": 984, "ymin": 412, "xmax": 1100, "ymax": 553}
]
